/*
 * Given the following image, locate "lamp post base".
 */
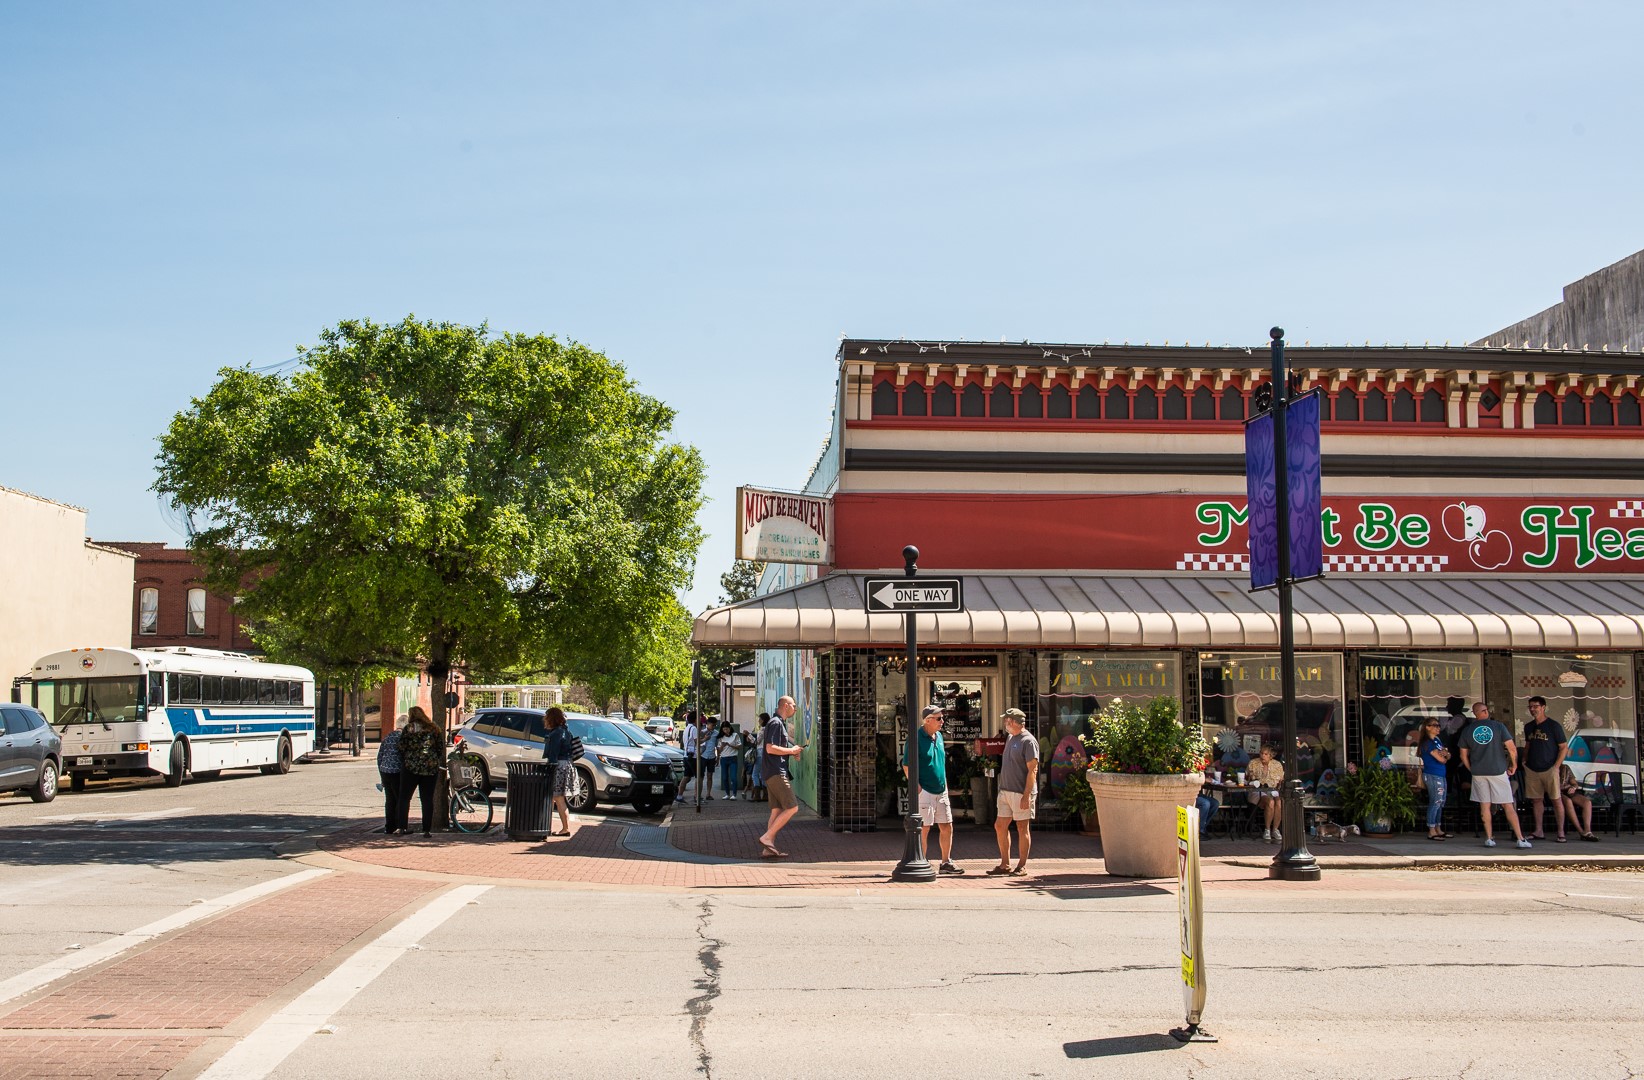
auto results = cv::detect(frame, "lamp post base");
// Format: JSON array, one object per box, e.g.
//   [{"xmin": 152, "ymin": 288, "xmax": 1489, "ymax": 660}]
[
  {"xmin": 891, "ymin": 811, "xmax": 936, "ymax": 882},
  {"xmin": 1268, "ymin": 780, "xmax": 1322, "ymax": 882}
]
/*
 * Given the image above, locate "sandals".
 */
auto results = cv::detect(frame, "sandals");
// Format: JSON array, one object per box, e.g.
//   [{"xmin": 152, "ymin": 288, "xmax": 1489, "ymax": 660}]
[
  {"xmin": 1008, "ymin": 866, "xmax": 1028, "ymax": 877},
  {"xmin": 1581, "ymin": 833, "xmax": 1601, "ymax": 842},
  {"xmin": 759, "ymin": 843, "xmax": 788, "ymax": 858},
  {"xmin": 1428, "ymin": 834, "xmax": 1447, "ymax": 842},
  {"xmin": 1554, "ymin": 836, "xmax": 1568, "ymax": 843}
]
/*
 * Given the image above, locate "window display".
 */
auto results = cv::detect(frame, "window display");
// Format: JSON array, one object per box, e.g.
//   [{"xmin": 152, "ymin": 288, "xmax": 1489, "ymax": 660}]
[
  {"xmin": 1513, "ymin": 653, "xmax": 1637, "ymax": 791},
  {"xmin": 1357, "ymin": 652, "xmax": 1482, "ymax": 770},
  {"xmin": 1037, "ymin": 652, "xmax": 1180, "ymax": 806},
  {"xmin": 1199, "ymin": 653, "xmax": 1344, "ymax": 800}
]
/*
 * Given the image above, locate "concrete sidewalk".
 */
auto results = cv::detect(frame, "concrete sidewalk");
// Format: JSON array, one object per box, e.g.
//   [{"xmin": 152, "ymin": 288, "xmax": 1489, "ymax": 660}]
[{"xmin": 303, "ymin": 789, "xmax": 1644, "ymax": 890}]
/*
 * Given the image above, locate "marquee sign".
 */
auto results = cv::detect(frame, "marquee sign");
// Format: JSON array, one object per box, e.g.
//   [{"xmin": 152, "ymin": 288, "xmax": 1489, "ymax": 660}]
[
  {"xmin": 736, "ymin": 486, "xmax": 833, "ymax": 566},
  {"xmin": 830, "ymin": 493, "xmax": 1644, "ymax": 576}
]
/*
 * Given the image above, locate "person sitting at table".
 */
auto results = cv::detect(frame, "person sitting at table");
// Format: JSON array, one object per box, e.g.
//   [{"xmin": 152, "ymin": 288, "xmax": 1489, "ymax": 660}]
[
  {"xmin": 1247, "ymin": 744, "xmax": 1285, "ymax": 842},
  {"xmin": 1194, "ymin": 780, "xmax": 1220, "ymax": 841},
  {"xmin": 1559, "ymin": 763, "xmax": 1599, "ymax": 842}
]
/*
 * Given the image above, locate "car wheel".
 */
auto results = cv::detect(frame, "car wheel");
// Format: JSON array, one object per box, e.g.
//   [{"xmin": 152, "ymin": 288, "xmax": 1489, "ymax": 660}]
[
  {"xmin": 632, "ymin": 798, "xmax": 667, "ymax": 816},
  {"xmin": 475, "ymin": 760, "xmax": 493, "ymax": 796},
  {"xmin": 70, "ymin": 773, "xmax": 87, "ymax": 792},
  {"xmin": 31, "ymin": 760, "xmax": 59, "ymax": 803},
  {"xmin": 260, "ymin": 735, "xmax": 293, "ymax": 776},
  {"xmin": 164, "ymin": 741, "xmax": 187, "ymax": 787},
  {"xmin": 566, "ymin": 766, "xmax": 597, "ymax": 813}
]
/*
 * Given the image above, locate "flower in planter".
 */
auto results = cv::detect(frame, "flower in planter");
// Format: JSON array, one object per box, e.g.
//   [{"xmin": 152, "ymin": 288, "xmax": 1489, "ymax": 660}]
[{"xmin": 1080, "ymin": 696, "xmax": 1209, "ymax": 776}]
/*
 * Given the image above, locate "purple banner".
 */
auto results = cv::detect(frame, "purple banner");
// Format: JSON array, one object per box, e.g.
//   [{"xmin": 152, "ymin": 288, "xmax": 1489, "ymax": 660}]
[{"xmin": 1244, "ymin": 390, "xmax": 1324, "ymax": 591}]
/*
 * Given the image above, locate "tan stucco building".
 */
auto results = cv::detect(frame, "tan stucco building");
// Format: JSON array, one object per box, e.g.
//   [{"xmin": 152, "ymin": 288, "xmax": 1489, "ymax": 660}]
[{"xmin": 1, "ymin": 487, "xmax": 136, "ymax": 694}]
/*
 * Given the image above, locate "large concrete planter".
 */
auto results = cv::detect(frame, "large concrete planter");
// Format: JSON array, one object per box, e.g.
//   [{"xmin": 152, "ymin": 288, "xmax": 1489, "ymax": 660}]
[{"xmin": 1088, "ymin": 770, "xmax": 1204, "ymax": 877}]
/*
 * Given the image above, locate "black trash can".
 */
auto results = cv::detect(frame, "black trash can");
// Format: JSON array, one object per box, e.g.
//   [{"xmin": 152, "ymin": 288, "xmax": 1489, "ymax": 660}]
[{"xmin": 505, "ymin": 761, "xmax": 553, "ymax": 841}]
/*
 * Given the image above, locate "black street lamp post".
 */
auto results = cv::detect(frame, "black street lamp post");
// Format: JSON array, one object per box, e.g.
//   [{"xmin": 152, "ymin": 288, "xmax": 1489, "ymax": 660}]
[
  {"xmin": 1268, "ymin": 327, "xmax": 1322, "ymax": 882},
  {"xmin": 891, "ymin": 545, "xmax": 936, "ymax": 882}
]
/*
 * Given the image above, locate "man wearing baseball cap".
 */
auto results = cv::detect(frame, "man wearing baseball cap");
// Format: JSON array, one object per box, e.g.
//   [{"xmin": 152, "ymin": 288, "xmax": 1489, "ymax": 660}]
[
  {"xmin": 989, "ymin": 708, "xmax": 1039, "ymax": 876},
  {"xmin": 905, "ymin": 704, "xmax": 964, "ymax": 874}
]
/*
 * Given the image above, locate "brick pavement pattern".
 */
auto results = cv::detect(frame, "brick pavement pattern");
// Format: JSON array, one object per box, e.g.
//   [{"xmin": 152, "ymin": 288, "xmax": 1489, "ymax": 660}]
[
  {"xmin": 0, "ymin": 1036, "xmax": 201, "ymax": 1080},
  {"xmin": 0, "ymin": 873, "xmax": 438, "ymax": 1078}
]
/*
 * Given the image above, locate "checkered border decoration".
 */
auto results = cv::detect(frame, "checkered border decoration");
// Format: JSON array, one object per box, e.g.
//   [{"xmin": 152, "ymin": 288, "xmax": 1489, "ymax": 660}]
[
  {"xmin": 1324, "ymin": 554, "xmax": 1448, "ymax": 571},
  {"xmin": 1176, "ymin": 552, "xmax": 1449, "ymax": 572},
  {"xmin": 1610, "ymin": 500, "xmax": 1644, "ymax": 518},
  {"xmin": 1176, "ymin": 553, "xmax": 1250, "ymax": 571}
]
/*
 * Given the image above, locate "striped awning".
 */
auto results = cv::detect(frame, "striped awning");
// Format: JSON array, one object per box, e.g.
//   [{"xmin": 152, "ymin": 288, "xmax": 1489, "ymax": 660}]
[{"xmin": 690, "ymin": 572, "xmax": 1644, "ymax": 651}]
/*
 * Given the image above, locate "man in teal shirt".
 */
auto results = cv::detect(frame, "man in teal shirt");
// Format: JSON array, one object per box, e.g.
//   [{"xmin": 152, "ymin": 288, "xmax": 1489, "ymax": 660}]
[{"xmin": 905, "ymin": 704, "xmax": 964, "ymax": 874}]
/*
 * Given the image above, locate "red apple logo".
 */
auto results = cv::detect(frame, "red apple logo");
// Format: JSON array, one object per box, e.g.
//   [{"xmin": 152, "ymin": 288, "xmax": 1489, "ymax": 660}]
[{"xmin": 1469, "ymin": 529, "xmax": 1512, "ymax": 570}]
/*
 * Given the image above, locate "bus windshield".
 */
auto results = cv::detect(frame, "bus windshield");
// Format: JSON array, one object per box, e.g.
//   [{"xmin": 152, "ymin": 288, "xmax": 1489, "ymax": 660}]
[{"xmin": 34, "ymin": 677, "xmax": 143, "ymax": 727}]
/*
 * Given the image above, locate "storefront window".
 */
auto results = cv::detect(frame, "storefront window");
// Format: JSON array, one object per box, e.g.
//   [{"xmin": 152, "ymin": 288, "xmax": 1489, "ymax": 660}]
[
  {"xmin": 1512, "ymin": 654, "xmax": 1637, "ymax": 791},
  {"xmin": 1198, "ymin": 653, "xmax": 1344, "ymax": 799},
  {"xmin": 1037, "ymin": 652, "xmax": 1180, "ymax": 804},
  {"xmin": 1357, "ymin": 652, "xmax": 1482, "ymax": 769}
]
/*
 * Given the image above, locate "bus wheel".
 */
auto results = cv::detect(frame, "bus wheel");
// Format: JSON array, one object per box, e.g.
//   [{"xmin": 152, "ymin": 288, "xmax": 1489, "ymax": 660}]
[
  {"xmin": 164, "ymin": 742, "xmax": 187, "ymax": 788},
  {"xmin": 261, "ymin": 735, "xmax": 293, "ymax": 776}
]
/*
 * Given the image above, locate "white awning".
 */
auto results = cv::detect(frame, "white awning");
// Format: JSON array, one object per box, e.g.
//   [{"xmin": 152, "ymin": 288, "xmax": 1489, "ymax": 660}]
[{"xmin": 691, "ymin": 572, "xmax": 1644, "ymax": 651}]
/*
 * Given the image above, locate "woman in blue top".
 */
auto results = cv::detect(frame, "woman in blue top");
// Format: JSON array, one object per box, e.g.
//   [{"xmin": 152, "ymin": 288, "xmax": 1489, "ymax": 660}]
[
  {"xmin": 542, "ymin": 707, "xmax": 575, "ymax": 837},
  {"xmin": 1419, "ymin": 719, "xmax": 1453, "ymax": 840}
]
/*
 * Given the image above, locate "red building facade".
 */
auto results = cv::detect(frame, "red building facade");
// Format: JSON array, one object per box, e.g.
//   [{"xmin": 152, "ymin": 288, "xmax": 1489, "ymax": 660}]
[{"xmin": 106, "ymin": 542, "xmax": 258, "ymax": 654}]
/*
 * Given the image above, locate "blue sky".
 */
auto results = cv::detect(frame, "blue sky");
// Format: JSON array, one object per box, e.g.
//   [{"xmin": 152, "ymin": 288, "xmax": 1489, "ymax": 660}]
[{"xmin": 4, "ymin": 2, "xmax": 1643, "ymax": 616}]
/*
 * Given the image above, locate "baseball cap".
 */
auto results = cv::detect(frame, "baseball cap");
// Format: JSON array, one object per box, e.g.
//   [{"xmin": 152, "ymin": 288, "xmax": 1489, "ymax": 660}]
[
  {"xmin": 920, "ymin": 705, "xmax": 945, "ymax": 719},
  {"xmin": 1000, "ymin": 708, "xmax": 1026, "ymax": 721}
]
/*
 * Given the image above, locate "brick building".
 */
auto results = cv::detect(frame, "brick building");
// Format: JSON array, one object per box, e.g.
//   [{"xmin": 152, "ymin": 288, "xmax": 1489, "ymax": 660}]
[{"xmin": 103, "ymin": 542, "xmax": 258, "ymax": 654}]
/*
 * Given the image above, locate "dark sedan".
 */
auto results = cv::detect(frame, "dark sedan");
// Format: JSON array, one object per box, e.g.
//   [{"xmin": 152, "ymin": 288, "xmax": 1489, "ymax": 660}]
[{"xmin": 1, "ymin": 703, "xmax": 62, "ymax": 802}]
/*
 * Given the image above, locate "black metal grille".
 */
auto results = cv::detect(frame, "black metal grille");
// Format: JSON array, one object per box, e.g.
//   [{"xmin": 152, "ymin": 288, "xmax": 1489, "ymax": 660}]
[
  {"xmin": 633, "ymin": 762, "xmax": 670, "ymax": 782},
  {"xmin": 828, "ymin": 649, "xmax": 878, "ymax": 831}
]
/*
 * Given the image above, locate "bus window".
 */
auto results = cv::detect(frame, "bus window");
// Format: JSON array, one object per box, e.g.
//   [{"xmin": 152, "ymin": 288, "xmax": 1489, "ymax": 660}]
[
  {"xmin": 258, "ymin": 679, "xmax": 274, "ymax": 705},
  {"xmin": 202, "ymin": 675, "xmax": 222, "ymax": 704},
  {"xmin": 178, "ymin": 674, "xmax": 201, "ymax": 703},
  {"xmin": 148, "ymin": 672, "xmax": 165, "ymax": 709}
]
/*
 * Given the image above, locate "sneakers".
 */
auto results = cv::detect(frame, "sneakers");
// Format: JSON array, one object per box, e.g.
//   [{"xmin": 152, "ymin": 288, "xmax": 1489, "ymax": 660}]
[
  {"xmin": 938, "ymin": 861, "xmax": 965, "ymax": 875},
  {"xmin": 1262, "ymin": 828, "xmax": 1272, "ymax": 841},
  {"xmin": 1483, "ymin": 837, "xmax": 1497, "ymax": 847},
  {"xmin": 1516, "ymin": 838, "xmax": 1533, "ymax": 849}
]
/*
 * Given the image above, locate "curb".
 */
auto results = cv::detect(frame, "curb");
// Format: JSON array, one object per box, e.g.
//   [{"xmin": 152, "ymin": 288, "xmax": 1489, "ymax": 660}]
[{"xmin": 1226, "ymin": 854, "xmax": 1644, "ymax": 870}]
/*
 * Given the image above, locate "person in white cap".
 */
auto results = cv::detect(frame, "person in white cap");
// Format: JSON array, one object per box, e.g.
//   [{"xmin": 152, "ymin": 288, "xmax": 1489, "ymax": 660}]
[{"xmin": 988, "ymin": 708, "xmax": 1039, "ymax": 876}]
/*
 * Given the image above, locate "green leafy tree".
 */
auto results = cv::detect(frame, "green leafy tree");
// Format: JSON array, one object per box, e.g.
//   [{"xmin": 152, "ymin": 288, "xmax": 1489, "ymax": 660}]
[
  {"xmin": 154, "ymin": 316, "xmax": 705, "ymax": 734},
  {"xmin": 690, "ymin": 559, "xmax": 765, "ymax": 705}
]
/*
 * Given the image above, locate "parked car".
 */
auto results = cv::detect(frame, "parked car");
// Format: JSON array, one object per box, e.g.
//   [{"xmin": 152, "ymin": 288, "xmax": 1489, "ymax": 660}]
[
  {"xmin": 455, "ymin": 708, "xmax": 681, "ymax": 815},
  {"xmin": 614, "ymin": 720, "xmax": 686, "ymax": 762},
  {"xmin": 1, "ymin": 703, "xmax": 62, "ymax": 803},
  {"xmin": 644, "ymin": 716, "xmax": 676, "ymax": 741}
]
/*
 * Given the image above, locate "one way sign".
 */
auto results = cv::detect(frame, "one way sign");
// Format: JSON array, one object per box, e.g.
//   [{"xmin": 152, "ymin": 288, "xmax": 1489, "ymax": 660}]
[{"xmin": 863, "ymin": 576, "xmax": 965, "ymax": 614}]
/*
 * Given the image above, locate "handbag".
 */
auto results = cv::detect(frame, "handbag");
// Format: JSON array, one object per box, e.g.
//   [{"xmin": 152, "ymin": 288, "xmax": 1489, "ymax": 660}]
[{"xmin": 569, "ymin": 734, "xmax": 585, "ymax": 761}]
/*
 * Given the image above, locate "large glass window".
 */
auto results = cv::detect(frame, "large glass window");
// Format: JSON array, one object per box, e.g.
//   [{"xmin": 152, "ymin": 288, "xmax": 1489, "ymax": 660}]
[
  {"xmin": 1357, "ymin": 652, "xmax": 1482, "ymax": 767},
  {"xmin": 1513, "ymin": 654, "xmax": 1636, "ymax": 790},
  {"xmin": 1199, "ymin": 653, "xmax": 1344, "ymax": 798},
  {"xmin": 138, "ymin": 588, "xmax": 159, "ymax": 635},
  {"xmin": 32, "ymin": 676, "xmax": 144, "ymax": 726},
  {"xmin": 1038, "ymin": 652, "xmax": 1181, "ymax": 807},
  {"xmin": 186, "ymin": 588, "xmax": 207, "ymax": 636}
]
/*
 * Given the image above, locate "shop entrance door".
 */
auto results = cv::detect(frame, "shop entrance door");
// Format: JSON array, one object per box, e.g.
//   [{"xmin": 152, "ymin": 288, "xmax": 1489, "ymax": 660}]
[{"xmin": 924, "ymin": 676, "xmax": 997, "ymax": 746}]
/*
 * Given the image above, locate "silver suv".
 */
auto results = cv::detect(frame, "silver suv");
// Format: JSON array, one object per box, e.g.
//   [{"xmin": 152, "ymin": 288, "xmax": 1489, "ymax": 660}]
[{"xmin": 456, "ymin": 709, "xmax": 681, "ymax": 815}]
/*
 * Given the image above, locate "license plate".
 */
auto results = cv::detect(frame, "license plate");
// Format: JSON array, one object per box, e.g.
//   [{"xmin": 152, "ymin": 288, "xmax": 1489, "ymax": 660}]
[
  {"xmin": 77, "ymin": 756, "xmax": 93, "ymax": 766},
  {"xmin": 651, "ymin": 785, "xmax": 665, "ymax": 793}
]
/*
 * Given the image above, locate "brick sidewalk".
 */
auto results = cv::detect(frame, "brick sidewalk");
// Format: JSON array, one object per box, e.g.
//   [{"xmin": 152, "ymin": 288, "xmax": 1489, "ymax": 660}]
[{"xmin": 0, "ymin": 872, "xmax": 439, "ymax": 1080}]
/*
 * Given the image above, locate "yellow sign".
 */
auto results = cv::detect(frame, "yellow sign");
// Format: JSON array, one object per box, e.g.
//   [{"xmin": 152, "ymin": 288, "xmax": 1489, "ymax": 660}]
[{"xmin": 1176, "ymin": 804, "xmax": 1207, "ymax": 1022}]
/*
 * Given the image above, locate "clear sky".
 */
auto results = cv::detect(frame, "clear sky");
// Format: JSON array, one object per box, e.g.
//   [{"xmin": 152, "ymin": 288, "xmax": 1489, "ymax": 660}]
[{"xmin": 4, "ymin": 2, "xmax": 1643, "ymax": 616}]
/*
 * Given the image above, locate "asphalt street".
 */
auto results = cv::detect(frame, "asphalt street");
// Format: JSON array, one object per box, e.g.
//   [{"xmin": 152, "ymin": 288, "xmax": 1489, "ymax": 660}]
[{"xmin": 3, "ymin": 754, "xmax": 1643, "ymax": 1080}]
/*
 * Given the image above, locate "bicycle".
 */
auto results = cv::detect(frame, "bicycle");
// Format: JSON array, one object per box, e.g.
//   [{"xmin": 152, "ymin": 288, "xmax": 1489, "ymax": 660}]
[{"xmin": 447, "ymin": 746, "xmax": 495, "ymax": 834}]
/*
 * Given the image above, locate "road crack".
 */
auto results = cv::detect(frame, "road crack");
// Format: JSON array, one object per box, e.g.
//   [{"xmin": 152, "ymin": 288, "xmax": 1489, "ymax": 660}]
[{"xmin": 685, "ymin": 897, "xmax": 723, "ymax": 1080}]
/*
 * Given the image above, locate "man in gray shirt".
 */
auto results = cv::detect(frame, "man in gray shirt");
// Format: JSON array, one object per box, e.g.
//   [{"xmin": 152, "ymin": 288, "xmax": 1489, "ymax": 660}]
[
  {"xmin": 1460, "ymin": 700, "xmax": 1531, "ymax": 850},
  {"xmin": 988, "ymin": 708, "xmax": 1040, "ymax": 877}
]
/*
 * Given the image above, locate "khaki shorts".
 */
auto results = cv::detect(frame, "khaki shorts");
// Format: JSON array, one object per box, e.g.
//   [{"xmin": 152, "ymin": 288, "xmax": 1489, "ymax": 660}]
[
  {"xmin": 918, "ymin": 788, "xmax": 953, "ymax": 825},
  {"xmin": 996, "ymin": 790, "xmax": 1037, "ymax": 822},
  {"xmin": 1523, "ymin": 767, "xmax": 1559, "ymax": 801},
  {"xmin": 765, "ymin": 775, "xmax": 797, "ymax": 810}
]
